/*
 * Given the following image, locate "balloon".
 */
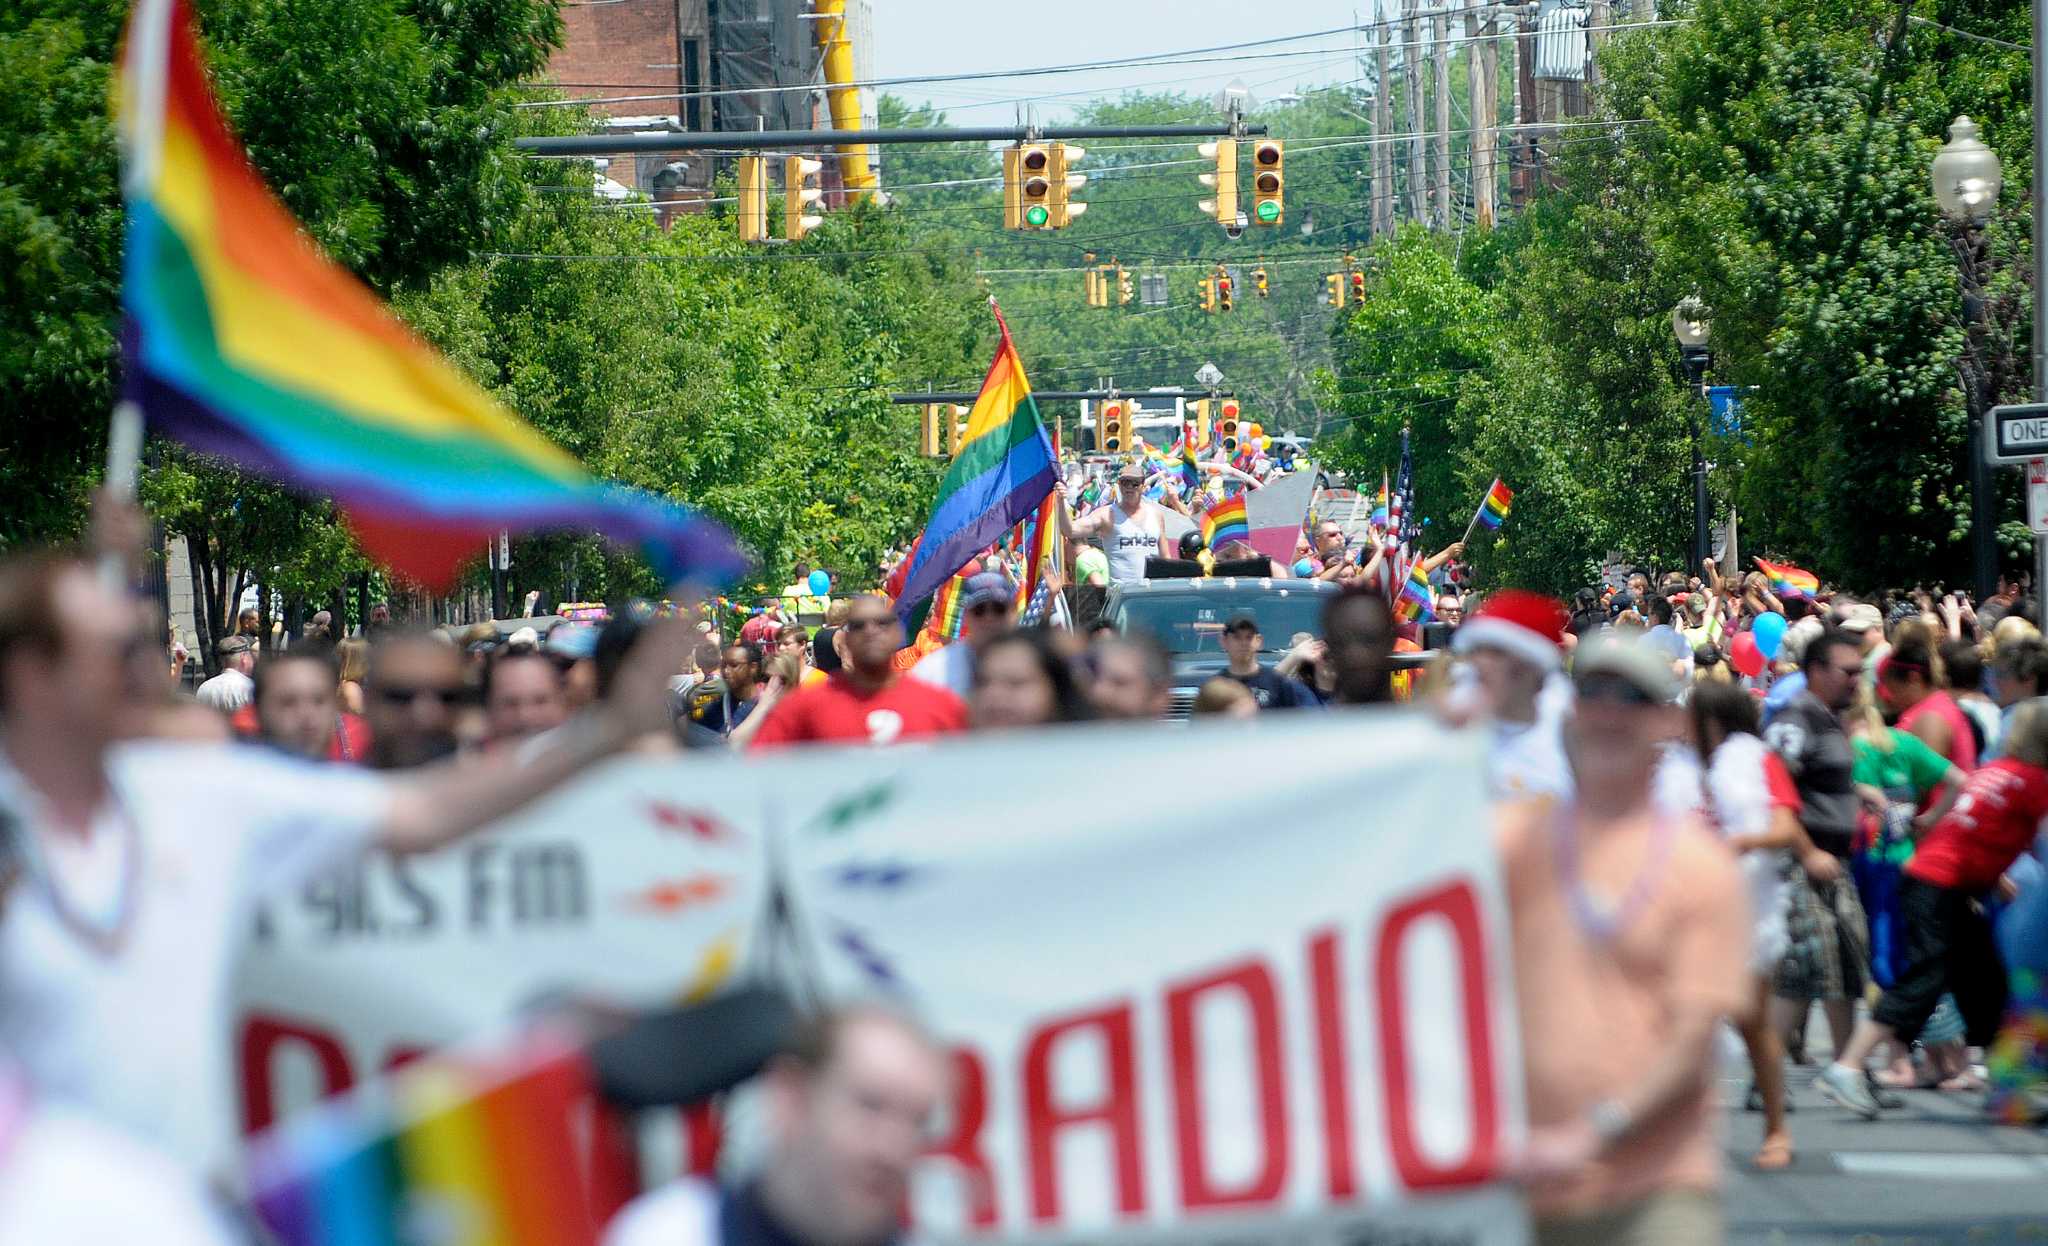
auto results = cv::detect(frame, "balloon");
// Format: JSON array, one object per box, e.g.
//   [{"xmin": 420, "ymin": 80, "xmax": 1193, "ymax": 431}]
[
  {"xmin": 1752, "ymin": 610, "xmax": 1787, "ymax": 661},
  {"xmin": 807, "ymin": 569, "xmax": 832, "ymax": 596},
  {"xmin": 1293, "ymin": 558, "xmax": 1314, "ymax": 577},
  {"xmin": 1730, "ymin": 631, "xmax": 1765, "ymax": 678},
  {"xmin": 1248, "ymin": 422, "xmax": 1264, "ymax": 439},
  {"xmin": 1259, "ymin": 436, "xmax": 1272, "ymax": 450}
]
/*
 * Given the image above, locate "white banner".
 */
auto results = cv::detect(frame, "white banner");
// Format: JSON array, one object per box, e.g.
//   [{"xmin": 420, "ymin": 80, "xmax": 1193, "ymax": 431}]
[{"xmin": 234, "ymin": 714, "xmax": 1527, "ymax": 1243}]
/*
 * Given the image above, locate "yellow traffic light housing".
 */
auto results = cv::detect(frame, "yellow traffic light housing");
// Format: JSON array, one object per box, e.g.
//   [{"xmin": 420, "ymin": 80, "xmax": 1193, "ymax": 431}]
[
  {"xmin": 1197, "ymin": 139, "xmax": 1237, "ymax": 227},
  {"xmin": 1254, "ymin": 266, "xmax": 1270, "ymax": 297},
  {"xmin": 1350, "ymin": 269, "xmax": 1366, "ymax": 303},
  {"xmin": 1251, "ymin": 140, "xmax": 1284, "ymax": 226},
  {"xmin": 1216, "ymin": 266, "xmax": 1234, "ymax": 313},
  {"xmin": 1099, "ymin": 399, "xmax": 1127, "ymax": 454},
  {"xmin": 737, "ymin": 155, "xmax": 768, "ymax": 242},
  {"xmin": 1016, "ymin": 144, "xmax": 1053, "ymax": 229},
  {"xmin": 1218, "ymin": 397, "xmax": 1242, "ymax": 453},
  {"xmin": 920, "ymin": 404, "xmax": 943, "ymax": 457},
  {"xmin": 1198, "ymin": 277, "xmax": 1216, "ymax": 313},
  {"xmin": 1324, "ymin": 273, "xmax": 1345, "ymax": 308},
  {"xmin": 1116, "ymin": 263, "xmax": 1134, "ymax": 305},
  {"xmin": 1049, "ymin": 143, "xmax": 1086, "ymax": 228},
  {"xmin": 1190, "ymin": 398, "xmax": 1211, "ymax": 449},
  {"xmin": 784, "ymin": 156, "xmax": 823, "ymax": 240}
]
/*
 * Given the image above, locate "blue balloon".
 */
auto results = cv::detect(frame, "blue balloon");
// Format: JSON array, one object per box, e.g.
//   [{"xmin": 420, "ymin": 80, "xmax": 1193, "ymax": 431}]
[
  {"xmin": 1752, "ymin": 610, "xmax": 1788, "ymax": 661},
  {"xmin": 1293, "ymin": 558, "xmax": 1315, "ymax": 577},
  {"xmin": 807, "ymin": 569, "xmax": 831, "ymax": 596}
]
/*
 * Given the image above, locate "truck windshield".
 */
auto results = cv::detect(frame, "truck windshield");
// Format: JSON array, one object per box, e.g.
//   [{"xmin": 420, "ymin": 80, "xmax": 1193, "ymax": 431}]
[{"xmin": 1113, "ymin": 588, "xmax": 1328, "ymax": 657}]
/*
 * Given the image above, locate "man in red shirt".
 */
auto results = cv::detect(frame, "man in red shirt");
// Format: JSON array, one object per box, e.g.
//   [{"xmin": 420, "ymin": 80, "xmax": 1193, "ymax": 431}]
[
  {"xmin": 1818, "ymin": 701, "xmax": 2048, "ymax": 1116},
  {"xmin": 749, "ymin": 594, "xmax": 966, "ymax": 748}
]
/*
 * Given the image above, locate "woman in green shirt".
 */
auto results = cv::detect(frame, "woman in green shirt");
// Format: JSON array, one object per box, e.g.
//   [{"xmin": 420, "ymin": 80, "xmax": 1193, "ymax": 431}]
[{"xmin": 1850, "ymin": 698, "xmax": 1971, "ymax": 1089}]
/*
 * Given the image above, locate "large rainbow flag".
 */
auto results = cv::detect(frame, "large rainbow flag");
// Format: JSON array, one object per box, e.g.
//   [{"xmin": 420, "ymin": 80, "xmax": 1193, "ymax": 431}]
[
  {"xmin": 893, "ymin": 305, "xmax": 1058, "ymax": 621},
  {"xmin": 116, "ymin": 0, "xmax": 744, "ymax": 592},
  {"xmin": 1201, "ymin": 494, "xmax": 1249, "ymax": 551}
]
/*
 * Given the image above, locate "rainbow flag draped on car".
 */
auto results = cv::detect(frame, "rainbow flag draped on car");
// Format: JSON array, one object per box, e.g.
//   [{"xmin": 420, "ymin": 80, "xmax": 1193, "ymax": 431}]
[
  {"xmin": 115, "ymin": 0, "xmax": 742, "ymax": 592},
  {"xmin": 894, "ymin": 304, "xmax": 1058, "ymax": 622}
]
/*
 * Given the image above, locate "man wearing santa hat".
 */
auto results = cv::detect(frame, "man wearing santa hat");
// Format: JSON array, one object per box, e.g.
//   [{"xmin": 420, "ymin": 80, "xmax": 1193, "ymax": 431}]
[{"xmin": 1447, "ymin": 590, "xmax": 1575, "ymax": 802}]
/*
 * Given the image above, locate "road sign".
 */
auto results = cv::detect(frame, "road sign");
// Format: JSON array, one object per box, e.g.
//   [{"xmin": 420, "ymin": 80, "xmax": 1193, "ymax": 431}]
[
  {"xmin": 2031, "ymin": 458, "xmax": 2048, "ymax": 536},
  {"xmin": 1988, "ymin": 402, "xmax": 2048, "ymax": 463}
]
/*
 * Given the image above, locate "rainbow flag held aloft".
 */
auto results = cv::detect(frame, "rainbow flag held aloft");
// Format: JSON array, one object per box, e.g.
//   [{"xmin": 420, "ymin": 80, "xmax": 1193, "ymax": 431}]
[
  {"xmin": 245, "ymin": 1029, "xmax": 597, "ymax": 1246},
  {"xmin": 1395, "ymin": 561, "xmax": 1435, "ymax": 623},
  {"xmin": 1179, "ymin": 427, "xmax": 1203, "ymax": 491},
  {"xmin": 1756, "ymin": 557, "xmax": 1820, "ymax": 599},
  {"xmin": 894, "ymin": 305, "xmax": 1058, "ymax": 621},
  {"xmin": 1472, "ymin": 478, "xmax": 1514, "ymax": 531},
  {"xmin": 116, "ymin": 0, "xmax": 744, "ymax": 593},
  {"xmin": 1201, "ymin": 494, "xmax": 1249, "ymax": 552},
  {"xmin": 1371, "ymin": 470, "xmax": 1390, "ymax": 529}
]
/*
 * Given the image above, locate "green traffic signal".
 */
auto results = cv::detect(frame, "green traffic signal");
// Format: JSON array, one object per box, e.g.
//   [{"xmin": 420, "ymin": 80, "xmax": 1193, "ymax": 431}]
[
  {"xmin": 1024, "ymin": 204, "xmax": 1050, "ymax": 227},
  {"xmin": 1255, "ymin": 199, "xmax": 1281, "ymax": 224}
]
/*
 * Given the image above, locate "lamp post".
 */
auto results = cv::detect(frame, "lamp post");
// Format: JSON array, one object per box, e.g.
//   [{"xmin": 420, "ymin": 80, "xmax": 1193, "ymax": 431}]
[
  {"xmin": 1672, "ymin": 297, "xmax": 1713, "ymax": 578},
  {"xmin": 1932, "ymin": 115, "xmax": 2004, "ymax": 601}
]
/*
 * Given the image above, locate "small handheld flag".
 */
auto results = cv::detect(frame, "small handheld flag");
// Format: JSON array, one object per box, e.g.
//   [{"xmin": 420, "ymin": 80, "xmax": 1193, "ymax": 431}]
[
  {"xmin": 1755, "ymin": 557, "xmax": 1819, "ymax": 599},
  {"xmin": 1395, "ymin": 561, "xmax": 1435, "ymax": 623},
  {"xmin": 1461, "ymin": 478, "xmax": 1514, "ymax": 545},
  {"xmin": 1201, "ymin": 494, "xmax": 1249, "ymax": 552}
]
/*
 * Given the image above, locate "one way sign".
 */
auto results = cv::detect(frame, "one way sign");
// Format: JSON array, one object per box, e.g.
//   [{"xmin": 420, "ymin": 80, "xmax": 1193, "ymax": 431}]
[{"xmin": 1989, "ymin": 402, "xmax": 2048, "ymax": 463}]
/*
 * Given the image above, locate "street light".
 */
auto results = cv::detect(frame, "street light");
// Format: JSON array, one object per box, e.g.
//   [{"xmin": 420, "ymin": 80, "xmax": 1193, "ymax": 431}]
[
  {"xmin": 1934, "ymin": 115, "xmax": 2004, "ymax": 599},
  {"xmin": 1671, "ymin": 297, "xmax": 1713, "ymax": 579}
]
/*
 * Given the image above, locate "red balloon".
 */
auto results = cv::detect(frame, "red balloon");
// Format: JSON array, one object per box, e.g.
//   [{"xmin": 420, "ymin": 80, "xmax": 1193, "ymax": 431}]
[{"xmin": 1730, "ymin": 631, "xmax": 1766, "ymax": 678}]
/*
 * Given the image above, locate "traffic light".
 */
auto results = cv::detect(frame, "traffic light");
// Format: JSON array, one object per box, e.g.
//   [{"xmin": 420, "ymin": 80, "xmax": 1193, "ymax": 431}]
[
  {"xmin": 737, "ymin": 155, "xmax": 768, "ymax": 242},
  {"xmin": 1197, "ymin": 139, "xmax": 1237, "ymax": 227},
  {"xmin": 1251, "ymin": 140, "xmax": 1284, "ymax": 226},
  {"xmin": 1254, "ymin": 265, "xmax": 1270, "ymax": 297},
  {"xmin": 1013, "ymin": 143, "xmax": 1054, "ymax": 229},
  {"xmin": 1198, "ymin": 277, "xmax": 1216, "ymax": 313},
  {"xmin": 1216, "ymin": 265, "xmax": 1234, "ymax": 313},
  {"xmin": 1099, "ymin": 399, "xmax": 1128, "ymax": 454},
  {"xmin": 1218, "ymin": 397, "xmax": 1242, "ymax": 453},
  {"xmin": 1349, "ymin": 269, "xmax": 1366, "ymax": 303},
  {"xmin": 1324, "ymin": 272, "xmax": 1345, "ymax": 308},
  {"xmin": 1049, "ymin": 143, "xmax": 1087, "ymax": 228},
  {"xmin": 920, "ymin": 404, "xmax": 943, "ymax": 457},
  {"xmin": 1083, "ymin": 256, "xmax": 1104, "ymax": 307},
  {"xmin": 1117, "ymin": 263, "xmax": 1134, "ymax": 305},
  {"xmin": 784, "ymin": 156, "xmax": 823, "ymax": 241},
  {"xmin": 1190, "ymin": 398, "xmax": 1211, "ymax": 449},
  {"xmin": 947, "ymin": 403, "xmax": 970, "ymax": 455}
]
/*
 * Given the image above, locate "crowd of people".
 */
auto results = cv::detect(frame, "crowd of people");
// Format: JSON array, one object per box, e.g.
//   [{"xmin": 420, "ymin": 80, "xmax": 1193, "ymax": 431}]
[{"xmin": 2, "ymin": 485, "xmax": 2047, "ymax": 1246}]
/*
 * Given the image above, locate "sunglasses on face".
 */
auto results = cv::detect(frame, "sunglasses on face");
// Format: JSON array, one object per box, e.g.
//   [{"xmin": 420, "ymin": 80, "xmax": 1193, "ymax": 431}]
[
  {"xmin": 377, "ymin": 684, "xmax": 465, "ymax": 708},
  {"xmin": 1575, "ymin": 673, "xmax": 1655, "ymax": 707}
]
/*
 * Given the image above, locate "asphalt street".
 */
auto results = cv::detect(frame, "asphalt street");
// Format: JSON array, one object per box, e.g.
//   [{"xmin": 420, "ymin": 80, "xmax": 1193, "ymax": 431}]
[{"xmin": 1719, "ymin": 1024, "xmax": 2048, "ymax": 1244}]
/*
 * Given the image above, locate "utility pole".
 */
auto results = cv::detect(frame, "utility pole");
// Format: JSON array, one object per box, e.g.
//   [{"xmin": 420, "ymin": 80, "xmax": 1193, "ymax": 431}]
[
  {"xmin": 1586, "ymin": 0, "xmax": 1609, "ymax": 90},
  {"xmin": 1511, "ymin": 2, "xmax": 1538, "ymax": 208},
  {"xmin": 1470, "ymin": 0, "xmax": 1498, "ymax": 229},
  {"xmin": 1404, "ymin": 0, "xmax": 1428, "ymax": 225},
  {"xmin": 1374, "ymin": 4, "xmax": 1396, "ymax": 236},
  {"xmin": 1433, "ymin": 0, "xmax": 1453, "ymax": 230}
]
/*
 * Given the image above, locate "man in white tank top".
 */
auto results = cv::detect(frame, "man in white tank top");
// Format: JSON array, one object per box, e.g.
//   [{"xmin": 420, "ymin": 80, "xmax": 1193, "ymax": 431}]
[{"xmin": 1058, "ymin": 463, "xmax": 1189, "ymax": 584}]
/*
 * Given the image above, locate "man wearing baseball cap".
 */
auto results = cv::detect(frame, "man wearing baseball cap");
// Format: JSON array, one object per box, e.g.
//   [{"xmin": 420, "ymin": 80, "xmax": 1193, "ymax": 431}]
[
  {"xmin": 1448, "ymin": 590, "xmax": 1573, "ymax": 802},
  {"xmin": 1500, "ymin": 635, "xmax": 1749, "ymax": 1243},
  {"xmin": 1056, "ymin": 461, "xmax": 1193, "ymax": 585},
  {"xmin": 910, "ymin": 572, "xmax": 1016, "ymax": 698}
]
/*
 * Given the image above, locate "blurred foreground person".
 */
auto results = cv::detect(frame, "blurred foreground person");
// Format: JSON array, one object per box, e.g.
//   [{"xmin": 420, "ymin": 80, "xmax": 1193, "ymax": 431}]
[
  {"xmin": 750, "ymin": 595, "xmax": 965, "ymax": 748},
  {"xmin": 604, "ymin": 1007, "xmax": 948, "ymax": 1246},
  {"xmin": 0, "ymin": 540, "xmax": 695, "ymax": 1173},
  {"xmin": 1087, "ymin": 632, "xmax": 1172, "ymax": 720},
  {"xmin": 482, "ymin": 649, "xmax": 568, "ymax": 748},
  {"xmin": 969, "ymin": 629, "xmax": 1092, "ymax": 729},
  {"xmin": 1319, "ymin": 587, "xmax": 1396, "ymax": 706},
  {"xmin": 1499, "ymin": 637, "xmax": 1748, "ymax": 1246}
]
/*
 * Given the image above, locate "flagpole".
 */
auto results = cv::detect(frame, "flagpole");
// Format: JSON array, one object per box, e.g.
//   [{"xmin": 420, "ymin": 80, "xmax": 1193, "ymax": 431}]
[{"xmin": 1460, "ymin": 502, "xmax": 1485, "ymax": 550}]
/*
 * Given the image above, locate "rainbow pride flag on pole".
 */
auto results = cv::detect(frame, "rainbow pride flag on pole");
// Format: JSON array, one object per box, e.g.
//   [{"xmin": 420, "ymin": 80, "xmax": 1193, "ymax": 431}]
[
  {"xmin": 116, "ymin": 0, "xmax": 743, "ymax": 592},
  {"xmin": 894, "ymin": 303, "xmax": 1058, "ymax": 621},
  {"xmin": 1201, "ymin": 494, "xmax": 1249, "ymax": 552},
  {"xmin": 1755, "ymin": 557, "xmax": 1820, "ymax": 599},
  {"xmin": 1474, "ymin": 479, "xmax": 1514, "ymax": 530},
  {"xmin": 1395, "ymin": 561, "xmax": 1435, "ymax": 623}
]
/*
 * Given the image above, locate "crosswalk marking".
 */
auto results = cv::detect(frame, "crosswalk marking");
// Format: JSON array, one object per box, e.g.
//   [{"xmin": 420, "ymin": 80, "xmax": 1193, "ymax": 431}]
[{"xmin": 1831, "ymin": 1152, "xmax": 2048, "ymax": 1181}]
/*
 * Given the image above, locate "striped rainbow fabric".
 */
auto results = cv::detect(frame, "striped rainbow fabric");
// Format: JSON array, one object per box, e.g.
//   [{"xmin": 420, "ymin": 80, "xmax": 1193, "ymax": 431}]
[
  {"xmin": 893, "ymin": 305, "xmax": 1058, "ymax": 620},
  {"xmin": 1755, "ymin": 557, "xmax": 1820, "ymax": 599},
  {"xmin": 116, "ymin": 0, "xmax": 743, "ymax": 592},
  {"xmin": 1474, "ymin": 478, "xmax": 1514, "ymax": 529},
  {"xmin": 1395, "ymin": 561, "xmax": 1435, "ymax": 623},
  {"xmin": 1201, "ymin": 494, "xmax": 1249, "ymax": 551},
  {"xmin": 245, "ymin": 1030, "xmax": 596, "ymax": 1246}
]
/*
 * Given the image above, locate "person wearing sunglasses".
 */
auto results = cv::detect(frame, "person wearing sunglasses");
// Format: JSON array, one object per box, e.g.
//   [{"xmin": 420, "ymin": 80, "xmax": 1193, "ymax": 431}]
[
  {"xmin": 1054, "ymin": 462, "xmax": 1192, "ymax": 586},
  {"xmin": 750, "ymin": 594, "xmax": 967, "ymax": 749},
  {"xmin": 910, "ymin": 573, "xmax": 1015, "ymax": 699},
  {"xmin": 363, "ymin": 629, "xmax": 472, "ymax": 770},
  {"xmin": 1499, "ymin": 635, "xmax": 1750, "ymax": 1244}
]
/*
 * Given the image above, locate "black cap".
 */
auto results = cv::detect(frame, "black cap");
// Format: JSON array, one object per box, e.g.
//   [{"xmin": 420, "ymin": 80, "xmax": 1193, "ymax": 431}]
[{"xmin": 1223, "ymin": 613, "xmax": 1261, "ymax": 634}]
